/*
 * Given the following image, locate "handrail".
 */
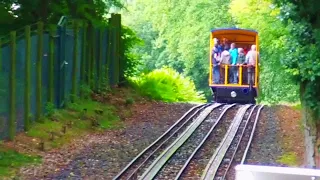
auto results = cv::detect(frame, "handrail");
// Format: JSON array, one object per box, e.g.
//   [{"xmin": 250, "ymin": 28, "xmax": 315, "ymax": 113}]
[
  {"xmin": 210, "ymin": 64, "xmax": 257, "ymax": 86},
  {"xmin": 211, "ymin": 64, "xmax": 256, "ymax": 67}
]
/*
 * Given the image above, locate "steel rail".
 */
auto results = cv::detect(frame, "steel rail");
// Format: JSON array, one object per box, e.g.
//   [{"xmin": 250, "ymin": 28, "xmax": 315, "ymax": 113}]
[
  {"xmin": 201, "ymin": 104, "xmax": 252, "ymax": 180},
  {"xmin": 139, "ymin": 104, "xmax": 220, "ymax": 180},
  {"xmin": 174, "ymin": 103, "xmax": 236, "ymax": 180},
  {"xmin": 124, "ymin": 103, "xmax": 216, "ymax": 179},
  {"xmin": 240, "ymin": 105, "xmax": 264, "ymax": 164},
  {"xmin": 113, "ymin": 103, "xmax": 209, "ymax": 180},
  {"xmin": 218, "ymin": 105, "xmax": 258, "ymax": 180}
]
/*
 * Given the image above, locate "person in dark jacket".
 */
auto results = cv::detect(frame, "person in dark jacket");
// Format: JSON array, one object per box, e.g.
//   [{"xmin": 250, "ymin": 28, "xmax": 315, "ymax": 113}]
[
  {"xmin": 212, "ymin": 38, "xmax": 222, "ymax": 84},
  {"xmin": 237, "ymin": 48, "xmax": 246, "ymax": 83}
]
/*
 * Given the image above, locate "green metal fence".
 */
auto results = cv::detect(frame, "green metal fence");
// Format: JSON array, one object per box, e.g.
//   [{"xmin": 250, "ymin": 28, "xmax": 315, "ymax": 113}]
[{"xmin": 0, "ymin": 14, "xmax": 123, "ymax": 140}]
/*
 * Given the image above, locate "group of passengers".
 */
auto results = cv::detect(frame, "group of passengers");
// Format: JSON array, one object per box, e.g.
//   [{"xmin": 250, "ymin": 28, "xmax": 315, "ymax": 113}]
[{"xmin": 211, "ymin": 38, "xmax": 259, "ymax": 84}]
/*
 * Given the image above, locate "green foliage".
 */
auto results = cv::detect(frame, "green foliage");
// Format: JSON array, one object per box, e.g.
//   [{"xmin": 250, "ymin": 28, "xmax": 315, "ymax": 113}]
[
  {"xmin": 0, "ymin": 0, "xmax": 124, "ymax": 35},
  {"xmin": 125, "ymin": 97, "xmax": 135, "ymax": 105},
  {"xmin": 123, "ymin": 0, "xmax": 234, "ymax": 100},
  {"xmin": 229, "ymin": 0, "xmax": 299, "ymax": 103},
  {"xmin": 121, "ymin": 25, "xmax": 143, "ymax": 78},
  {"xmin": 130, "ymin": 67, "xmax": 206, "ymax": 103},
  {"xmin": 27, "ymin": 99, "xmax": 120, "ymax": 148},
  {"xmin": 80, "ymin": 84, "xmax": 93, "ymax": 100},
  {"xmin": 273, "ymin": 0, "xmax": 320, "ymax": 121},
  {"xmin": 45, "ymin": 102, "xmax": 55, "ymax": 117},
  {"xmin": 277, "ymin": 152, "xmax": 298, "ymax": 166},
  {"xmin": 0, "ymin": 149, "xmax": 41, "ymax": 177}
]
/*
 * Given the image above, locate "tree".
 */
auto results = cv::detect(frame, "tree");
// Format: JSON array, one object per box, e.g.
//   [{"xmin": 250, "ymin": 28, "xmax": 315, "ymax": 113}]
[
  {"xmin": 123, "ymin": 0, "xmax": 234, "ymax": 99},
  {"xmin": 0, "ymin": 0, "xmax": 123, "ymax": 35},
  {"xmin": 273, "ymin": 0, "xmax": 320, "ymax": 167},
  {"xmin": 229, "ymin": 0, "xmax": 298, "ymax": 103}
]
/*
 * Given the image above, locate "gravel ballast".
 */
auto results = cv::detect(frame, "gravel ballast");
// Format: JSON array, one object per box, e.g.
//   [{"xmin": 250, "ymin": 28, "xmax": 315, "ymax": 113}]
[
  {"xmin": 246, "ymin": 106, "xmax": 284, "ymax": 165},
  {"xmin": 17, "ymin": 104, "xmax": 304, "ymax": 179},
  {"xmin": 19, "ymin": 102, "xmax": 194, "ymax": 180}
]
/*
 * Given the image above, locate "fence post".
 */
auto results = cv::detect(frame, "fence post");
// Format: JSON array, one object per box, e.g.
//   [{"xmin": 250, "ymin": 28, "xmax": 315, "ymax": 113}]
[
  {"xmin": 80, "ymin": 22, "xmax": 87, "ymax": 95},
  {"xmin": 87, "ymin": 26, "xmax": 93, "ymax": 89},
  {"xmin": 106, "ymin": 25, "xmax": 112, "ymax": 83},
  {"xmin": 92, "ymin": 27, "xmax": 96, "ymax": 91},
  {"xmin": 71, "ymin": 21, "xmax": 79, "ymax": 102},
  {"xmin": 36, "ymin": 22, "xmax": 44, "ymax": 122},
  {"xmin": 9, "ymin": 31, "xmax": 17, "ymax": 140},
  {"xmin": 98, "ymin": 28, "xmax": 103, "ymax": 90},
  {"xmin": 48, "ymin": 27, "xmax": 55, "ymax": 104},
  {"xmin": 110, "ymin": 14, "xmax": 120, "ymax": 85},
  {"xmin": 57, "ymin": 17, "xmax": 67, "ymax": 108},
  {"xmin": 115, "ymin": 14, "xmax": 121, "ymax": 85},
  {"xmin": 0, "ymin": 38, "xmax": 2, "ymax": 71},
  {"xmin": 119, "ymin": 15, "xmax": 125, "ymax": 83},
  {"xmin": 24, "ymin": 26, "xmax": 31, "ymax": 131}
]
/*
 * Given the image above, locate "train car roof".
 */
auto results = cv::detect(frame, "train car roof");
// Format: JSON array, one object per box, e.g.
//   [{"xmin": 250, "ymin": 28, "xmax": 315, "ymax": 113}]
[
  {"xmin": 211, "ymin": 28, "xmax": 258, "ymax": 35},
  {"xmin": 211, "ymin": 28, "xmax": 258, "ymax": 44}
]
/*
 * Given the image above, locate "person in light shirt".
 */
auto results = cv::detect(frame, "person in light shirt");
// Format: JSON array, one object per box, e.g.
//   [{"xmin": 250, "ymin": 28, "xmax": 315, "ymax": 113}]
[
  {"xmin": 220, "ymin": 44, "xmax": 231, "ymax": 83},
  {"xmin": 245, "ymin": 45, "xmax": 260, "ymax": 84}
]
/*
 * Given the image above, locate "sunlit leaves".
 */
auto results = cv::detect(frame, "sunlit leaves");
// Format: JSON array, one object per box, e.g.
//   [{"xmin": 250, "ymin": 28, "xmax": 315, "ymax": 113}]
[
  {"xmin": 129, "ymin": 67, "xmax": 206, "ymax": 103},
  {"xmin": 230, "ymin": 0, "xmax": 298, "ymax": 103},
  {"xmin": 274, "ymin": 0, "xmax": 320, "ymax": 121},
  {"xmin": 123, "ymin": 0, "xmax": 234, "ymax": 99}
]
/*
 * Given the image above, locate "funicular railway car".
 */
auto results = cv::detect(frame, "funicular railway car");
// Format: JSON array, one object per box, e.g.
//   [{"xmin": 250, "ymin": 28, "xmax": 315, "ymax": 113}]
[{"xmin": 209, "ymin": 28, "xmax": 260, "ymax": 104}]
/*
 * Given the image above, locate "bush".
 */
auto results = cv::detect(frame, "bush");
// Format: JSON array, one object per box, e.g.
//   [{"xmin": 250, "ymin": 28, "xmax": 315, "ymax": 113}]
[{"xmin": 130, "ymin": 67, "xmax": 206, "ymax": 103}]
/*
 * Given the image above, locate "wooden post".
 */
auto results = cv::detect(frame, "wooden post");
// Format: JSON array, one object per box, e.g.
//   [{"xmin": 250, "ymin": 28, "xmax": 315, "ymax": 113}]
[
  {"xmin": 71, "ymin": 21, "xmax": 79, "ymax": 102},
  {"xmin": 106, "ymin": 25, "xmax": 112, "ymax": 83},
  {"xmin": 91, "ymin": 27, "xmax": 96, "ymax": 90},
  {"xmin": 0, "ymin": 38, "xmax": 2, "ymax": 71},
  {"xmin": 87, "ymin": 26, "xmax": 92, "ymax": 89},
  {"xmin": 36, "ymin": 22, "xmax": 44, "ymax": 122},
  {"xmin": 80, "ymin": 23, "xmax": 87, "ymax": 85},
  {"xmin": 9, "ymin": 31, "xmax": 17, "ymax": 140},
  {"xmin": 119, "ymin": 16, "xmax": 125, "ymax": 83},
  {"xmin": 24, "ymin": 26, "xmax": 31, "ymax": 131},
  {"xmin": 111, "ymin": 14, "xmax": 120, "ymax": 85},
  {"xmin": 98, "ymin": 28, "xmax": 103, "ymax": 89},
  {"xmin": 48, "ymin": 27, "xmax": 55, "ymax": 104}
]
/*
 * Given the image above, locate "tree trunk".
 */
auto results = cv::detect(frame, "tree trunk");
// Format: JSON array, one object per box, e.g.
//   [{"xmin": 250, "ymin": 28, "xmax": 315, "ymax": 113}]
[{"xmin": 300, "ymin": 81, "xmax": 316, "ymax": 167}]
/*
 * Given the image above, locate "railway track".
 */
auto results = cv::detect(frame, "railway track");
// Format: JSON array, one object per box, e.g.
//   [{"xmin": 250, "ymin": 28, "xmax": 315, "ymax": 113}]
[
  {"xmin": 201, "ymin": 104, "xmax": 264, "ymax": 180},
  {"xmin": 114, "ymin": 103, "xmax": 264, "ymax": 180},
  {"xmin": 113, "ymin": 103, "xmax": 222, "ymax": 179}
]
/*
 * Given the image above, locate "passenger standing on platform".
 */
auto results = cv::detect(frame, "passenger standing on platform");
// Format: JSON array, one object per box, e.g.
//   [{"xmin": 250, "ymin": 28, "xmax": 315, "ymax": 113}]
[
  {"xmin": 245, "ymin": 45, "xmax": 259, "ymax": 84},
  {"xmin": 220, "ymin": 44, "xmax": 230, "ymax": 83},
  {"xmin": 212, "ymin": 38, "xmax": 222, "ymax": 84},
  {"xmin": 237, "ymin": 48, "xmax": 246, "ymax": 83},
  {"xmin": 229, "ymin": 43, "xmax": 238, "ymax": 84},
  {"xmin": 237, "ymin": 48, "xmax": 246, "ymax": 64}
]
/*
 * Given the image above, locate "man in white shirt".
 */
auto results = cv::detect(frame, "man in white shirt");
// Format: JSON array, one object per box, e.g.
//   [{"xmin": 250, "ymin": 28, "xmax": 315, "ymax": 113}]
[{"xmin": 245, "ymin": 45, "xmax": 259, "ymax": 85}]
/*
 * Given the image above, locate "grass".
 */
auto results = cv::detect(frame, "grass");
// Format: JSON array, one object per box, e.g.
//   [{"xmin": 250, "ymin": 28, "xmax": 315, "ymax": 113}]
[
  {"xmin": 25, "ymin": 99, "xmax": 121, "ymax": 149},
  {"xmin": 0, "ymin": 147, "xmax": 41, "ymax": 177},
  {"xmin": 292, "ymin": 103, "xmax": 302, "ymax": 110},
  {"xmin": 277, "ymin": 152, "xmax": 299, "ymax": 166},
  {"xmin": 0, "ymin": 86, "xmax": 142, "ymax": 179}
]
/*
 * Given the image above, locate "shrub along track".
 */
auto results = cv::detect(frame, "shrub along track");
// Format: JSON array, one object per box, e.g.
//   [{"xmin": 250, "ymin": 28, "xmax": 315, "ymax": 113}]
[{"xmin": 114, "ymin": 103, "xmax": 264, "ymax": 180}]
